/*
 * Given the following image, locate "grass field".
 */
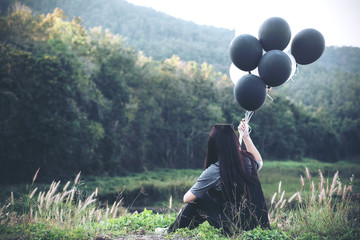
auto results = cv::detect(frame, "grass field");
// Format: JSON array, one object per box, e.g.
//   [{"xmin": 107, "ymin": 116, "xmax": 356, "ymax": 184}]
[
  {"xmin": 1, "ymin": 158, "xmax": 359, "ymax": 211},
  {"xmin": 83, "ymin": 158, "xmax": 360, "ymax": 209},
  {"xmin": 1, "ymin": 158, "xmax": 359, "ymax": 239}
]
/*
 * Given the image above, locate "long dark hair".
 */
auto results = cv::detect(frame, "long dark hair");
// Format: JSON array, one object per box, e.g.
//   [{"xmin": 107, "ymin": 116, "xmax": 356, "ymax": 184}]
[
  {"xmin": 204, "ymin": 124, "xmax": 269, "ymax": 231},
  {"xmin": 204, "ymin": 124, "xmax": 259, "ymax": 202}
]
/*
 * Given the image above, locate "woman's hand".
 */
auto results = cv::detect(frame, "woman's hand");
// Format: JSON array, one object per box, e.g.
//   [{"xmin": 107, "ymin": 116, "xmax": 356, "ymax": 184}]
[
  {"xmin": 238, "ymin": 119, "xmax": 250, "ymax": 138},
  {"xmin": 238, "ymin": 119, "xmax": 263, "ymax": 170}
]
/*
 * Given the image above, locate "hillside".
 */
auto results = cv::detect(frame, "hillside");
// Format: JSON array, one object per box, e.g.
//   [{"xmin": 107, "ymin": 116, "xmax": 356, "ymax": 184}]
[
  {"xmin": 3, "ymin": 0, "xmax": 234, "ymax": 73},
  {"xmin": 2, "ymin": 1, "xmax": 360, "ymax": 74},
  {"xmin": 0, "ymin": 1, "xmax": 359, "ymax": 183}
]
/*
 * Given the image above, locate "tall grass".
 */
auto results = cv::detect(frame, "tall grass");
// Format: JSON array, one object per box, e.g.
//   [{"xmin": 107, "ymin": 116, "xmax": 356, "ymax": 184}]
[
  {"xmin": 0, "ymin": 171, "xmax": 126, "ymax": 239},
  {"xmin": 1, "ymin": 166, "xmax": 359, "ymax": 239},
  {"xmin": 267, "ymin": 167, "xmax": 360, "ymax": 239}
]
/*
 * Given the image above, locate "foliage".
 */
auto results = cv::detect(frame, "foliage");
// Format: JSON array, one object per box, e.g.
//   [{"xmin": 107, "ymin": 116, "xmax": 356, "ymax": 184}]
[
  {"xmin": 12, "ymin": 0, "xmax": 234, "ymax": 73},
  {"xmin": 0, "ymin": 5, "xmax": 359, "ymax": 184}
]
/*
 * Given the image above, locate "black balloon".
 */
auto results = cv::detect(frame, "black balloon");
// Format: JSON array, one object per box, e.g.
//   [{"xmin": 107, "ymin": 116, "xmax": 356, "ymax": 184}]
[
  {"xmin": 258, "ymin": 50, "xmax": 292, "ymax": 87},
  {"xmin": 230, "ymin": 34, "xmax": 263, "ymax": 71},
  {"xmin": 291, "ymin": 28, "xmax": 325, "ymax": 65},
  {"xmin": 259, "ymin": 17, "xmax": 291, "ymax": 52},
  {"xmin": 233, "ymin": 74, "xmax": 267, "ymax": 111}
]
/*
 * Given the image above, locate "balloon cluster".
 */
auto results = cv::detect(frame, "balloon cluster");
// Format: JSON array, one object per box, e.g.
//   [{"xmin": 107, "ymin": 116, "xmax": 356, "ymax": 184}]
[{"xmin": 230, "ymin": 17, "xmax": 325, "ymax": 111}]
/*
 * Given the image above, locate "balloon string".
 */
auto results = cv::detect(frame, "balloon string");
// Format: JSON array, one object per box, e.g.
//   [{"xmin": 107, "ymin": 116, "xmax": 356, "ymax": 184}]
[
  {"xmin": 289, "ymin": 65, "xmax": 300, "ymax": 83},
  {"xmin": 266, "ymin": 86, "xmax": 273, "ymax": 101},
  {"xmin": 239, "ymin": 110, "xmax": 254, "ymax": 146}
]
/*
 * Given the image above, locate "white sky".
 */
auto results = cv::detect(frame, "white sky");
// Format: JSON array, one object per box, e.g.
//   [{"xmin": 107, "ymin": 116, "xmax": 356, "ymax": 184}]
[{"xmin": 126, "ymin": 0, "xmax": 360, "ymax": 48}]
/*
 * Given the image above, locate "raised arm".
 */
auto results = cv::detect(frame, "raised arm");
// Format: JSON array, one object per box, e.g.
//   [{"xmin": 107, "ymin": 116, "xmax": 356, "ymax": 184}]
[{"xmin": 238, "ymin": 119, "xmax": 263, "ymax": 170}]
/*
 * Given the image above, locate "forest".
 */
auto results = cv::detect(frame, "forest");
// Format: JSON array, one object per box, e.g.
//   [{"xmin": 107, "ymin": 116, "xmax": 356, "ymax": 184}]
[{"xmin": 0, "ymin": 1, "xmax": 359, "ymax": 184}]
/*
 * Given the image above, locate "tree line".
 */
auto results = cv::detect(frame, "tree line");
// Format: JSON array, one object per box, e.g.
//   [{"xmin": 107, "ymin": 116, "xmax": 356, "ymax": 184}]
[
  {"xmin": 0, "ymin": 7, "xmax": 353, "ymax": 184},
  {"xmin": 2, "ymin": 0, "xmax": 235, "ymax": 73}
]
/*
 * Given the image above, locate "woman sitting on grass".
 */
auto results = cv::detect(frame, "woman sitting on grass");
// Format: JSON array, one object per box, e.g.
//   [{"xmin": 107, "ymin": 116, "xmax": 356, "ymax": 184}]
[{"xmin": 156, "ymin": 120, "xmax": 269, "ymax": 236}]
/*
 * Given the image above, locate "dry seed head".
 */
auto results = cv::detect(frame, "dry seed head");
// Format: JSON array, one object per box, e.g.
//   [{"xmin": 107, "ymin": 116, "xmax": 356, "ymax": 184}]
[
  {"xmin": 318, "ymin": 189, "xmax": 325, "ymax": 204},
  {"xmin": 300, "ymin": 175, "xmax": 305, "ymax": 187},
  {"xmin": 305, "ymin": 167, "xmax": 311, "ymax": 180},
  {"xmin": 78, "ymin": 199, "xmax": 82, "ymax": 210},
  {"xmin": 337, "ymin": 182, "xmax": 342, "ymax": 195},
  {"xmin": 279, "ymin": 191, "xmax": 285, "ymax": 203},
  {"xmin": 30, "ymin": 187, "xmax": 38, "ymax": 199},
  {"xmin": 74, "ymin": 171, "xmax": 81, "ymax": 185},
  {"xmin": 342, "ymin": 184, "xmax": 347, "ymax": 200},
  {"xmin": 70, "ymin": 188, "xmax": 75, "ymax": 203},
  {"xmin": 312, "ymin": 181, "xmax": 316, "ymax": 195},
  {"xmin": 11, "ymin": 192, "xmax": 14, "ymax": 205},
  {"xmin": 280, "ymin": 199, "xmax": 287, "ymax": 209},
  {"xmin": 326, "ymin": 178, "xmax": 329, "ymax": 195},
  {"xmin": 297, "ymin": 192, "xmax": 302, "ymax": 203},
  {"xmin": 32, "ymin": 168, "xmax": 40, "ymax": 183},
  {"xmin": 288, "ymin": 192, "xmax": 298, "ymax": 203},
  {"xmin": 37, "ymin": 191, "xmax": 42, "ymax": 202},
  {"xmin": 83, "ymin": 192, "xmax": 95, "ymax": 208},
  {"xmin": 105, "ymin": 207, "xmax": 109, "ymax": 219},
  {"xmin": 329, "ymin": 171, "xmax": 339, "ymax": 196},
  {"xmin": 311, "ymin": 181, "xmax": 316, "ymax": 204},
  {"xmin": 271, "ymin": 192, "xmax": 277, "ymax": 205},
  {"xmin": 60, "ymin": 190, "xmax": 71, "ymax": 202},
  {"xmin": 63, "ymin": 181, "xmax": 71, "ymax": 191},
  {"xmin": 278, "ymin": 181, "xmax": 282, "ymax": 194},
  {"xmin": 82, "ymin": 199, "xmax": 96, "ymax": 210},
  {"xmin": 116, "ymin": 198, "xmax": 123, "ymax": 207},
  {"xmin": 275, "ymin": 191, "xmax": 285, "ymax": 209},
  {"xmin": 45, "ymin": 181, "xmax": 55, "ymax": 201},
  {"xmin": 39, "ymin": 193, "xmax": 44, "ymax": 209},
  {"xmin": 54, "ymin": 193, "xmax": 61, "ymax": 205},
  {"xmin": 110, "ymin": 201, "xmax": 116, "ymax": 214},
  {"xmin": 46, "ymin": 195, "xmax": 54, "ymax": 210},
  {"xmin": 113, "ymin": 207, "xmax": 118, "ymax": 219},
  {"xmin": 330, "ymin": 187, "xmax": 338, "ymax": 196},
  {"xmin": 38, "ymin": 205, "xmax": 42, "ymax": 215},
  {"xmin": 318, "ymin": 169, "xmax": 324, "ymax": 192}
]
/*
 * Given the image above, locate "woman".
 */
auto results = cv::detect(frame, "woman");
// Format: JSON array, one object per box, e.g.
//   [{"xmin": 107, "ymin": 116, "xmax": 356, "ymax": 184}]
[{"xmin": 156, "ymin": 120, "xmax": 269, "ymax": 235}]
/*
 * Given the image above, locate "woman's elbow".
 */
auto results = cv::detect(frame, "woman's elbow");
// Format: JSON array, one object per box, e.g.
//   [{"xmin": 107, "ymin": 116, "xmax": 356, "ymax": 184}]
[{"xmin": 183, "ymin": 191, "xmax": 197, "ymax": 203}]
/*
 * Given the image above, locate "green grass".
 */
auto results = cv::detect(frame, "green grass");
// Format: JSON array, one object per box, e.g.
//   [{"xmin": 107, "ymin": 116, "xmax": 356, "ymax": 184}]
[
  {"xmin": 85, "ymin": 158, "xmax": 360, "ymax": 208},
  {"xmin": 1, "ymin": 159, "xmax": 359, "ymax": 240},
  {"xmin": 260, "ymin": 158, "xmax": 360, "ymax": 199},
  {"xmin": 1, "ymin": 158, "xmax": 359, "ymax": 210}
]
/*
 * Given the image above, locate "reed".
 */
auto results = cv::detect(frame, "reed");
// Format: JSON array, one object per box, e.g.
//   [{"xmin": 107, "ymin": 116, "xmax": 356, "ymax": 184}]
[
  {"xmin": 0, "ymin": 170, "xmax": 126, "ymax": 233},
  {"xmin": 268, "ymin": 167, "xmax": 359, "ymax": 239}
]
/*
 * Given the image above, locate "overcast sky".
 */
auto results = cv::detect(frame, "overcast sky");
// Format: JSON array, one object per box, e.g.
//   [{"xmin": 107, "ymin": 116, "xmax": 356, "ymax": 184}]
[{"xmin": 127, "ymin": 0, "xmax": 360, "ymax": 48}]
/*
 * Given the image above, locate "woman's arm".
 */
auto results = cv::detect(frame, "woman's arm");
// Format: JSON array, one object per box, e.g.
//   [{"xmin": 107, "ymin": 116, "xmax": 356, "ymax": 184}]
[
  {"xmin": 238, "ymin": 120, "xmax": 263, "ymax": 170},
  {"xmin": 183, "ymin": 190, "xmax": 197, "ymax": 203}
]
